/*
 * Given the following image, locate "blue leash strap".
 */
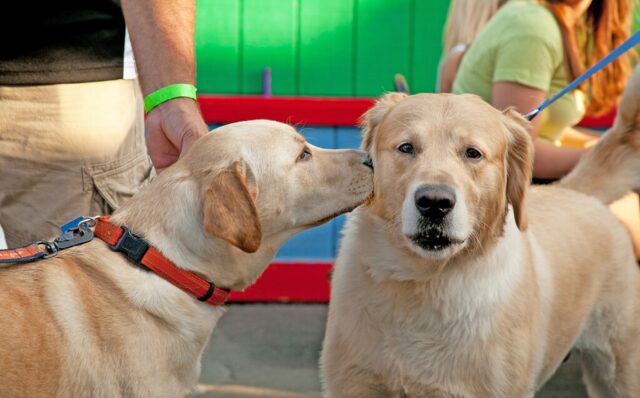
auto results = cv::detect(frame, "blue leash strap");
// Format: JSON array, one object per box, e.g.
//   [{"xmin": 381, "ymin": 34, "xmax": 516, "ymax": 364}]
[{"xmin": 525, "ymin": 30, "xmax": 640, "ymax": 121}]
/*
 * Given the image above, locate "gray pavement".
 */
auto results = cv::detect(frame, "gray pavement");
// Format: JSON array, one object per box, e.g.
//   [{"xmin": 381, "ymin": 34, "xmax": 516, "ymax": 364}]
[{"xmin": 195, "ymin": 304, "xmax": 586, "ymax": 398}]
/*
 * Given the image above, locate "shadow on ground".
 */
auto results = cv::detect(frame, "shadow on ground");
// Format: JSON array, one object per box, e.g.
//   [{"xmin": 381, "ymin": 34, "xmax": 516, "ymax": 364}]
[{"xmin": 195, "ymin": 304, "xmax": 586, "ymax": 398}]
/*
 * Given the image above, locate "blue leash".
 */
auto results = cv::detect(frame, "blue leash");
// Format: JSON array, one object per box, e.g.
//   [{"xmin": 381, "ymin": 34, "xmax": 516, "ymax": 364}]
[{"xmin": 525, "ymin": 30, "xmax": 640, "ymax": 121}]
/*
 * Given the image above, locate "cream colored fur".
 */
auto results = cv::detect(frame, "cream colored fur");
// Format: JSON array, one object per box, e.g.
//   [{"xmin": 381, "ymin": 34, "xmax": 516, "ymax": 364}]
[
  {"xmin": 0, "ymin": 120, "xmax": 373, "ymax": 397},
  {"xmin": 321, "ymin": 67, "xmax": 640, "ymax": 398}
]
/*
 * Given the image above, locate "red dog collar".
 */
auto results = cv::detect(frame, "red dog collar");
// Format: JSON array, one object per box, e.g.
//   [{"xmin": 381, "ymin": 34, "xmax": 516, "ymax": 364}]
[{"xmin": 94, "ymin": 216, "xmax": 230, "ymax": 306}]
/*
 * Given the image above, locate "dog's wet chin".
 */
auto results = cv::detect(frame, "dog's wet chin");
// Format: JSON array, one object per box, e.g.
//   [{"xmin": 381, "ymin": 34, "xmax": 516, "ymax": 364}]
[{"xmin": 405, "ymin": 233, "xmax": 465, "ymax": 257}]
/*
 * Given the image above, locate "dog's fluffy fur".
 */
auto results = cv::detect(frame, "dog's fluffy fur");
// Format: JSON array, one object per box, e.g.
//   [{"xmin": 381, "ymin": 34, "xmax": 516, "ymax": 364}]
[
  {"xmin": 321, "ymin": 67, "xmax": 640, "ymax": 397},
  {"xmin": 0, "ymin": 120, "xmax": 373, "ymax": 397}
]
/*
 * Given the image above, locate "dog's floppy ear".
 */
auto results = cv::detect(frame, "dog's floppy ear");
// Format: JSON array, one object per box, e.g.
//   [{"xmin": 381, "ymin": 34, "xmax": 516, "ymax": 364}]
[
  {"xmin": 502, "ymin": 107, "xmax": 534, "ymax": 231},
  {"xmin": 361, "ymin": 92, "xmax": 407, "ymax": 151},
  {"xmin": 201, "ymin": 160, "xmax": 262, "ymax": 253}
]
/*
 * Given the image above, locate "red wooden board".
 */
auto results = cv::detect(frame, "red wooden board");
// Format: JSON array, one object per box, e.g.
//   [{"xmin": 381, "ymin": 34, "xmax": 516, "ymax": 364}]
[
  {"xmin": 197, "ymin": 94, "xmax": 616, "ymax": 129},
  {"xmin": 228, "ymin": 262, "xmax": 333, "ymax": 303},
  {"xmin": 198, "ymin": 95, "xmax": 375, "ymax": 126},
  {"xmin": 576, "ymin": 108, "xmax": 616, "ymax": 129}
]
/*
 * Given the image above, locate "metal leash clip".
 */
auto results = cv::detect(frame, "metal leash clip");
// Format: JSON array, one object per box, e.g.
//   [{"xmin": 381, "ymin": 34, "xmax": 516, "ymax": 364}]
[
  {"xmin": 0, "ymin": 215, "xmax": 100, "ymax": 264},
  {"xmin": 38, "ymin": 241, "xmax": 59, "ymax": 259},
  {"xmin": 51, "ymin": 216, "xmax": 100, "ymax": 253}
]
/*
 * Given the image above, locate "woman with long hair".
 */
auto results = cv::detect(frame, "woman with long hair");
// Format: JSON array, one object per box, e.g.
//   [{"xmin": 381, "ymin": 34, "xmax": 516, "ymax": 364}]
[
  {"xmin": 452, "ymin": 0, "xmax": 634, "ymax": 177},
  {"xmin": 448, "ymin": 0, "xmax": 639, "ymax": 256}
]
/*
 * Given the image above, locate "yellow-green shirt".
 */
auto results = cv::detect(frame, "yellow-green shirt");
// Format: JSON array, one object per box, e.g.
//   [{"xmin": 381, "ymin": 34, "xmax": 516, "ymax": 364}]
[{"xmin": 452, "ymin": 0, "xmax": 585, "ymax": 143}]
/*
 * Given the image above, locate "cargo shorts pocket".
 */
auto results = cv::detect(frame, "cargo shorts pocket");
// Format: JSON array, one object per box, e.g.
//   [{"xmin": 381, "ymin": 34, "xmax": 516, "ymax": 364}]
[{"xmin": 86, "ymin": 153, "xmax": 155, "ymax": 211}]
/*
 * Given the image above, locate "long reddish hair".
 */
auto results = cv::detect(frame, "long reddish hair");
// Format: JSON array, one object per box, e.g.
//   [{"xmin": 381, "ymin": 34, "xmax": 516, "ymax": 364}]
[{"xmin": 547, "ymin": 0, "xmax": 635, "ymax": 115}]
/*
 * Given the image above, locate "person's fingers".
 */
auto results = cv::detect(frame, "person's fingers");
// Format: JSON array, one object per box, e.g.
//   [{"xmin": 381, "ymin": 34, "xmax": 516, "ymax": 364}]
[
  {"xmin": 146, "ymin": 126, "xmax": 179, "ymax": 171},
  {"xmin": 179, "ymin": 121, "xmax": 208, "ymax": 158},
  {"xmin": 145, "ymin": 113, "xmax": 177, "ymax": 171},
  {"xmin": 144, "ymin": 98, "xmax": 208, "ymax": 171}
]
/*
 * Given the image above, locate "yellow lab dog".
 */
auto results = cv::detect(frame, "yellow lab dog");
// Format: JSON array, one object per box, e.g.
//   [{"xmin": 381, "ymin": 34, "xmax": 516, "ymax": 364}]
[
  {"xmin": 321, "ymin": 68, "xmax": 640, "ymax": 397},
  {"xmin": 0, "ymin": 120, "xmax": 373, "ymax": 397}
]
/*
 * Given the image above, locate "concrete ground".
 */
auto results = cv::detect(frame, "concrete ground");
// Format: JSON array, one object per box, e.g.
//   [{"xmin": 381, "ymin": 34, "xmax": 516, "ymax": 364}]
[{"xmin": 195, "ymin": 304, "xmax": 587, "ymax": 398}]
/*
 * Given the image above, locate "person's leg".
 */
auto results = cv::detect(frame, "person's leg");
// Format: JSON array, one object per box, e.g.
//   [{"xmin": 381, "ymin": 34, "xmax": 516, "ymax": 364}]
[
  {"xmin": 0, "ymin": 155, "xmax": 96, "ymax": 246},
  {"xmin": 0, "ymin": 80, "xmax": 152, "ymax": 247}
]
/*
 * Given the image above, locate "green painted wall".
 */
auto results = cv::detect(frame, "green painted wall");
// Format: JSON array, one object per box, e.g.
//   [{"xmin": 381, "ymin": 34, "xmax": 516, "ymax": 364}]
[
  {"xmin": 299, "ymin": 0, "xmax": 354, "ymax": 96},
  {"xmin": 196, "ymin": 0, "xmax": 241, "ymax": 94},
  {"xmin": 195, "ymin": 0, "xmax": 450, "ymax": 96},
  {"xmin": 195, "ymin": 0, "xmax": 640, "ymax": 97}
]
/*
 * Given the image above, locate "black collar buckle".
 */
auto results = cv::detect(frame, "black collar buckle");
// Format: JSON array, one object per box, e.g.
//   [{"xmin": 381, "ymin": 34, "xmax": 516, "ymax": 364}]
[{"xmin": 110, "ymin": 227, "xmax": 149, "ymax": 264}]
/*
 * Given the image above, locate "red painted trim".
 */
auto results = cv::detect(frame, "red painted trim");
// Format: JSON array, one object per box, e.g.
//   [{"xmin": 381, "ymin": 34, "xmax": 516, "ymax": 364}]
[
  {"xmin": 199, "ymin": 94, "xmax": 618, "ymax": 129},
  {"xmin": 577, "ymin": 107, "xmax": 616, "ymax": 129},
  {"xmin": 197, "ymin": 95, "xmax": 375, "ymax": 126},
  {"xmin": 228, "ymin": 262, "xmax": 333, "ymax": 303}
]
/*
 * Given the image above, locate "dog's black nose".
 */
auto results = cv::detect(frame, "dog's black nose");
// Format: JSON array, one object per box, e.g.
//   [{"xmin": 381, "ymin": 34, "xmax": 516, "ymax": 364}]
[
  {"xmin": 361, "ymin": 154, "xmax": 374, "ymax": 170},
  {"xmin": 414, "ymin": 185, "xmax": 456, "ymax": 218}
]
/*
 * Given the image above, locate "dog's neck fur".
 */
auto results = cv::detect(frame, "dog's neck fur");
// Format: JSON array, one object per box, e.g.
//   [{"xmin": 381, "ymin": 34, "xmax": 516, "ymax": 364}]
[
  {"xmin": 78, "ymin": 241, "xmax": 223, "ymax": 396},
  {"xmin": 329, "ymin": 208, "xmax": 533, "ymax": 395},
  {"xmin": 355, "ymin": 207, "xmax": 526, "ymax": 323},
  {"xmin": 89, "ymin": 165, "xmax": 288, "ymax": 394}
]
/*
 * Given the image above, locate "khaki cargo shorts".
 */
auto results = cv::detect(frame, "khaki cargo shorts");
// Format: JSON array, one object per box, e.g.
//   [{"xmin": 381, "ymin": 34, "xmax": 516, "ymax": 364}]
[{"xmin": 0, "ymin": 79, "xmax": 154, "ymax": 247}]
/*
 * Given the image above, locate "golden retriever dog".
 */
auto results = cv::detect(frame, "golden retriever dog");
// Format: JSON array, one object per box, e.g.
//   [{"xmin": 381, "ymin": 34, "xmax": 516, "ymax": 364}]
[
  {"xmin": 0, "ymin": 120, "xmax": 373, "ymax": 397},
  {"xmin": 321, "ymin": 67, "xmax": 640, "ymax": 397}
]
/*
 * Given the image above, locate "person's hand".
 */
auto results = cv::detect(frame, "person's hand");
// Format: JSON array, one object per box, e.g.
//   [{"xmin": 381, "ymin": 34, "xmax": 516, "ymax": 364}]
[{"xmin": 145, "ymin": 98, "xmax": 209, "ymax": 173}]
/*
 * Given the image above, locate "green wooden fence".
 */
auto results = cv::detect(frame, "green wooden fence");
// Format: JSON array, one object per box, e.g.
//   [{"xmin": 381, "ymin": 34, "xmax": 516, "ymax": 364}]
[
  {"xmin": 195, "ymin": 0, "xmax": 450, "ymax": 96},
  {"xmin": 195, "ymin": 0, "xmax": 640, "ymax": 97}
]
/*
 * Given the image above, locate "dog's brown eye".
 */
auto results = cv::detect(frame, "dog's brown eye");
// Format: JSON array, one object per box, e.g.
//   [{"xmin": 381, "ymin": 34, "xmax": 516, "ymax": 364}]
[
  {"xmin": 298, "ymin": 147, "xmax": 312, "ymax": 162},
  {"xmin": 397, "ymin": 143, "xmax": 415, "ymax": 155},
  {"xmin": 465, "ymin": 147, "xmax": 482, "ymax": 160}
]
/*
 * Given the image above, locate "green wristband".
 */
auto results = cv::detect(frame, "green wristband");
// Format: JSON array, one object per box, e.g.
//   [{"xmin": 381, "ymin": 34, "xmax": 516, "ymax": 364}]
[{"xmin": 143, "ymin": 84, "xmax": 197, "ymax": 113}]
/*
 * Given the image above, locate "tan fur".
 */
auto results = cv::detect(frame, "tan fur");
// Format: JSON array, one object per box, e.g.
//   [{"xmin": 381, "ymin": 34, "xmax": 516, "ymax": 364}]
[
  {"xmin": 322, "ymin": 85, "xmax": 640, "ymax": 397},
  {"xmin": 360, "ymin": 92, "xmax": 408, "ymax": 152},
  {"xmin": 561, "ymin": 66, "xmax": 640, "ymax": 202},
  {"xmin": 0, "ymin": 120, "xmax": 373, "ymax": 397}
]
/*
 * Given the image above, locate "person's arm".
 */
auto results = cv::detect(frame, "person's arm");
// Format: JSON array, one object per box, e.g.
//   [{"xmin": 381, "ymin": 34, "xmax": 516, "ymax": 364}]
[
  {"xmin": 492, "ymin": 81, "xmax": 587, "ymax": 179},
  {"xmin": 438, "ymin": 49, "xmax": 465, "ymax": 93},
  {"xmin": 121, "ymin": 0, "xmax": 209, "ymax": 172},
  {"xmin": 561, "ymin": 127, "xmax": 598, "ymax": 148}
]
